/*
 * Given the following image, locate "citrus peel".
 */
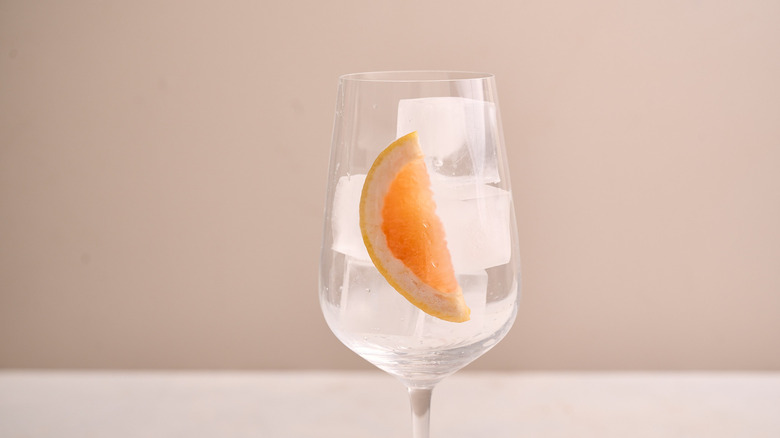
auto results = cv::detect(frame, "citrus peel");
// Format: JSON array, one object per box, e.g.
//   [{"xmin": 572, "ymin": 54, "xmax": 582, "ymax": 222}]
[{"xmin": 359, "ymin": 132, "xmax": 470, "ymax": 323}]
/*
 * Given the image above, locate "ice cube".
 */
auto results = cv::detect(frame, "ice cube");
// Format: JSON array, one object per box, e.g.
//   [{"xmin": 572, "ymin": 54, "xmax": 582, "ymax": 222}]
[
  {"xmin": 397, "ymin": 97, "xmax": 500, "ymax": 183},
  {"xmin": 420, "ymin": 270, "xmax": 488, "ymax": 340},
  {"xmin": 331, "ymin": 174, "xmax": 370, "ymax": 261},
  {"xmin": 339, "ymin": 257, "xmax": 418, "ymax": 335},
  {"xmin": 432, "ymin": 182, "xmax": 513, "ymax": 272}
]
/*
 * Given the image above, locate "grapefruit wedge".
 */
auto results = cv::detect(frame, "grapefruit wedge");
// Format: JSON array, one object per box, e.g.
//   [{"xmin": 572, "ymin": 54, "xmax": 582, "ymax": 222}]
[{"xmin": 359, "ymin": 132, "xmax": 470, "ymax": 323}]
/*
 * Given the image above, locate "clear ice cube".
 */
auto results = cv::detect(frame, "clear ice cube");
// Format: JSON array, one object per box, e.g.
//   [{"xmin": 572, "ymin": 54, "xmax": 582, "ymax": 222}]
[
  {"xmin": 339, "ymin": 257, "xmax": 418, "ymax": 336},
  {"xmin": 432, "ymin": 182, "xmax": 513, "ymax": 273},
  {"xmin": 332, "ymin": 174, "xmax": 513, "ymax": 274},
  {"xmin": 331, "ymin": 174, "xmax": 370, "ymax": 261},
  {"xmin": 397, "ymin": 97, "xmax": 500, "ymax": 184}
]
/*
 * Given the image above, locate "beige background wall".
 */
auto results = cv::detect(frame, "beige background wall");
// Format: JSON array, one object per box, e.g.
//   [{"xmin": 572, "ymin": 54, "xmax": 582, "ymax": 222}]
[{"xmin": 1, "ymin": 1, "xmax": 779, "ymax": 370}]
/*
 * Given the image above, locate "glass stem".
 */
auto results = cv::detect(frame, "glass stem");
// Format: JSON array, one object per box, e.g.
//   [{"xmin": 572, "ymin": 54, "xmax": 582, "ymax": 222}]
[{"xmin": 408, "ymin": 386, "xmax": 434, "ymax": 438}]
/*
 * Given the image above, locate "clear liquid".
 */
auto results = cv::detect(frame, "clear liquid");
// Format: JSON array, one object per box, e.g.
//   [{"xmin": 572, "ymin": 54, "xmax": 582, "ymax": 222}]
[
  {"xmin": 321, "ymin": 174, "xmax": 520, "ymax": 384},
  {"xmin": 321, "ymin": 260, "xmax": 518, "ymax": 385},
  {"xmin": 324, "ymin": 303, "xmax": 516, "ymax": 386}
]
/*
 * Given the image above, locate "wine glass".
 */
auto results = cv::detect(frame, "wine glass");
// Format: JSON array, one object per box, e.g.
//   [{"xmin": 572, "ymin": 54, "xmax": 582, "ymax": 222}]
[{"xmin": 319, "ymin": 71, "xmax": 520, "ymax": 438}]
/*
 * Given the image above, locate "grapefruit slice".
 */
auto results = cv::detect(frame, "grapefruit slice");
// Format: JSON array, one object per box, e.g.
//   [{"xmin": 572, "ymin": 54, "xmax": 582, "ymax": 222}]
[{"xmin": 359, "ymin": 132, "xmax": 470, "ymax": 323}]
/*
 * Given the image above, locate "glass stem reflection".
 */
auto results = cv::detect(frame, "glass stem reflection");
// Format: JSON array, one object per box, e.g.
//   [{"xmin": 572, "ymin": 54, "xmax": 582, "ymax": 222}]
[{"xmin": 408, "ymin": 386, "xmax": 434, "ymax": 438}]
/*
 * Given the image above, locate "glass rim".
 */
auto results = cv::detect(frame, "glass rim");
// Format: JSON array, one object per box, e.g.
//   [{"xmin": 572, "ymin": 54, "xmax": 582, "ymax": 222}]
[{"xmin": 339, "ymin": 70, "xmax": 495, "ymax": 83}]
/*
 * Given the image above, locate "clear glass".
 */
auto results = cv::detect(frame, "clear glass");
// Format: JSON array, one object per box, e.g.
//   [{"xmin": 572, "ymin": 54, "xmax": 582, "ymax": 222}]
[{"xmin": 319, "ymin": 71, "xmax": 520, "ymax": 437}]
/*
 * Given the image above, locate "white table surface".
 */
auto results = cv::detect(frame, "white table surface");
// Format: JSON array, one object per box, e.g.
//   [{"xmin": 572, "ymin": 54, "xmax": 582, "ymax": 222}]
[{"xmin": 1, "ymin": 371, "xmax": 779, "ymax": 437}]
